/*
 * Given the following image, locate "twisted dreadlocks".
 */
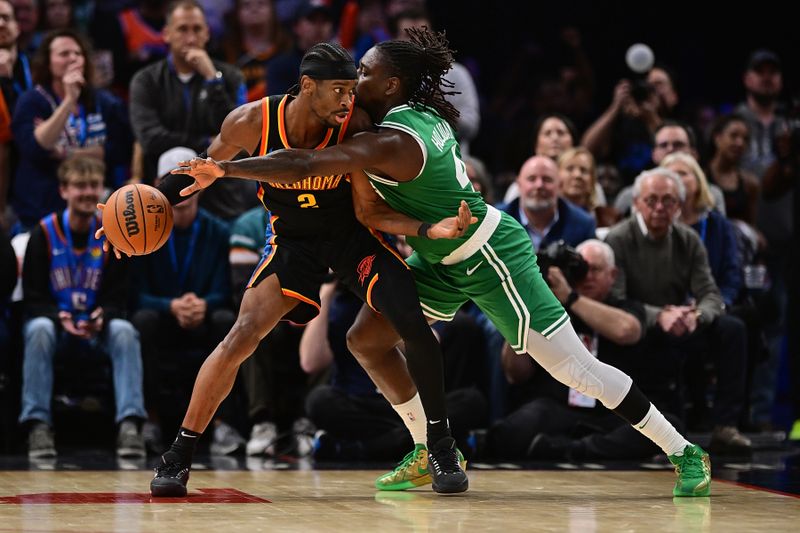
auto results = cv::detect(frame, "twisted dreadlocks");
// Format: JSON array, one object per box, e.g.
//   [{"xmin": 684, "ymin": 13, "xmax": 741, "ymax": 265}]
[{"xmin": 376, "ymin": 27, "xmax": 460, "ymax": 128}]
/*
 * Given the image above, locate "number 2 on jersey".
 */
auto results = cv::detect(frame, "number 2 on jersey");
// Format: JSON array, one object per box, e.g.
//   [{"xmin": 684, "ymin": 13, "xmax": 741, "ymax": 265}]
[
  {"xmin": 298, "ymin": 193, "xmax": 318, "ymax": 208},
  {"xmin": 452, "ymin": 145, "xmax": 472, "ymax": 190}
]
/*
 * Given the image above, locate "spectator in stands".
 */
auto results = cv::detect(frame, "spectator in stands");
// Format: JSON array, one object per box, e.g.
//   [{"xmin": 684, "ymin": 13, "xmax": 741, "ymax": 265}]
[
  {"xmin": 30, "ymin": 0, "xmax": 74, "ymax": 51},
  {"xmin": 19, "ymin": 155, "xmax": 146, "ymax": 458},
  {"xmin": 502, "ymin": 114, "xmax": 583, "ymax": 205},
  {"xmin": 221, "ymin": 0, "xmax": 290, "ymax": 103},
  {"xmin": 9, "ymin": 0, "xmax": 36, "ymax": 54},
  {"xmin": 129, "ymin": 0, "xmax": 247, "ymax": 221},
  {"xmin": 557, "ymin": 147, "xmax": 619, "ymax": 227},
  {"xmin": 0, "ymin": 0, "xmax": 33, "ymax": 222},
  {"xmin": 582, "ymin": 77, "xmax": 662, "ymax": 184},
  {"xmin": 89, "ymin": 0, "xmax": 167, "ymax": 97},
  {"xmin": 0, "ymin": 225, "xmax": 15, "ymax": 372},
  {"xmin": 665, "ymin": 152, "xmax": 742, "ymax": 308},
  {"xmin": 605, "ymin": 168, "xmax": 751, "ymax": 454},
  {"xmin": 707, "ymin": 114, "xmax": 760, "ymax": 228},
  {"xmin": 489, "ymin": 239, "xmax": 683, "ymax": 460},
  {"xmin": 389, "ymin": 7, "xmax": 480, "ymax": 155},
  {"xmin": 10, "ymin": 28, "xmax": 133, "ymax": 230},
  {"xmin": 503, "ymin": 155, "xmax": 596, "ymax": 252},
  {"xmin": 464, "ymin": 155, "xmax": 494, "ymax": 205},
  {"xmin": 266, "ymin": 0, "xmax": 334, "ymax": 96},
  {"xmin": 613, "ymin": 121, "xmax": 725, "ymax": 217}
]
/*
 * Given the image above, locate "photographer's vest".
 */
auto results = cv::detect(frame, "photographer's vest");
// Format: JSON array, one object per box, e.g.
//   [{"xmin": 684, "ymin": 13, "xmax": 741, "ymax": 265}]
[{"xmin": 41, "ymin": 210, "xmax": 106, "ymax": 321}]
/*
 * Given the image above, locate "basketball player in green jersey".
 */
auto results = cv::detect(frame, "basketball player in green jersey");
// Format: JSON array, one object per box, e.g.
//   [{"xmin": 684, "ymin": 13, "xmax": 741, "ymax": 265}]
[{"xmin": 176, "ymin": 28, "xmax": 711, "ymax": 497}]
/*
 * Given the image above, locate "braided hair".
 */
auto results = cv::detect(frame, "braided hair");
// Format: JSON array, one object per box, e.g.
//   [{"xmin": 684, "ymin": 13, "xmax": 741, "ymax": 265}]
[{"xmin": 376, "ymin": 27, "xmax": 460, "ymax": 128}]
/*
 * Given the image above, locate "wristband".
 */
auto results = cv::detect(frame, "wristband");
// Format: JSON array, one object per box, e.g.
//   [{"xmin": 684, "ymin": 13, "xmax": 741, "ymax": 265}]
[{"xmin": 417, "ymin": 222, "xmax": 431, "ymax": 238}]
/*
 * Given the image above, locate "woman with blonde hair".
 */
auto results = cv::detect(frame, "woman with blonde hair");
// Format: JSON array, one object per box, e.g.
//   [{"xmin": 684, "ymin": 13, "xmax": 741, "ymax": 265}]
[
  {"xmin": 558, "ymin": 147, "xmax": 618, "ymax": 227},
  {"xmin": 661, "ymin": 152, "xmax": 741, "ymax": 306}
]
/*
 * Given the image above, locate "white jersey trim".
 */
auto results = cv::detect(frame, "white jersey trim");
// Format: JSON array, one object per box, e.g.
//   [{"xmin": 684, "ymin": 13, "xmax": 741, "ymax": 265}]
[
  {"xmin": 440, "ymin": 205, "xmax": 501, "ymax": 265},
  {"xmin": 379, "ymin": 121, "xmax": 427, "ymax": 180}
]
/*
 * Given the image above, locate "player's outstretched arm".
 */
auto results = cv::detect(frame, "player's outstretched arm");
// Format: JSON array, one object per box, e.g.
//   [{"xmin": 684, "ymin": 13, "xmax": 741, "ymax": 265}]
[
  {"xmin": 349, "ymin": 169, "xmax": 476, "ymax": 239},
  {"xmin": 183, "ymin": 130, "xmax": 394, "ymax": 186}
]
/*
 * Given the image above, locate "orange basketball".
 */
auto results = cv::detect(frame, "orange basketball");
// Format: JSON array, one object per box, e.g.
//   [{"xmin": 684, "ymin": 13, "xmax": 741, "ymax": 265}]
[{"xmin": 102, "ymin": 184, "xmax": 173, "ymax": 256}]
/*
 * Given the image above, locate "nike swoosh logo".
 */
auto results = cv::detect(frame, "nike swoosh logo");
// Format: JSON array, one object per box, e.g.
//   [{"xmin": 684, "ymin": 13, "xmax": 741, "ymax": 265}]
[
  {"xmin": 428, "ymin": 419, "xmax": 441, "ymax": 424},
  {"xmin": 180, "ymin": 431, "xmax": 197, "ymax": 438},
  {"xmin": 466, "ymin": 261, "xmax": 483, "ymax": 276},
  {"xmin": 637, "ymin": 414, "xmax": 652, "ymax": 429}
]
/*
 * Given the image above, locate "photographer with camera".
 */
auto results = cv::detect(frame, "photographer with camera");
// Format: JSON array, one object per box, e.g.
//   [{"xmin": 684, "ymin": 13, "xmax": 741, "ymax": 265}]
[
  {"xmin": 489, "ymin": 239, "xmax": 684, "ymax": 460},
  {"xmin": 582, "ymin": 66, "xmax": 680, "ymax": 185},
  {"xmin": 502, "ymin": 156, "xmax": 596, "ymax": 252}
]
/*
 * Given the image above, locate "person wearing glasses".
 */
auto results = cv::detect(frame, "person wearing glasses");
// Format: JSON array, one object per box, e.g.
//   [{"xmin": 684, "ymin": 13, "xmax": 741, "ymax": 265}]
[
  {"xmin": 614, "ymin": 121, "xmax": 726, "ymax": 216},
  {"xmin": 605, "ymin": 168, "xmax": 751, "ymax": 454}
]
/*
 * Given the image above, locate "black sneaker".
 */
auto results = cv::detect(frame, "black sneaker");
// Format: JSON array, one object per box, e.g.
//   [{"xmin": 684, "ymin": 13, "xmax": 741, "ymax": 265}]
[
  {"xmin": 428, "ymin": 437, "xmax": 469, "ymax": 494},
  {"xmin": 150, "ymin": 452, "xmax": 190, "ymax": 497}
]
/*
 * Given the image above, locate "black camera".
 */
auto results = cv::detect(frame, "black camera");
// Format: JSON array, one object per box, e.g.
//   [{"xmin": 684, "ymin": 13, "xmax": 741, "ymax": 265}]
[
  {"xmin": 536, "ymin": 240, "xmax": 589, "ymax": 286},
  {"xmin": 630, "ymin": 78, "xmax": 655, "ymax": 105}
]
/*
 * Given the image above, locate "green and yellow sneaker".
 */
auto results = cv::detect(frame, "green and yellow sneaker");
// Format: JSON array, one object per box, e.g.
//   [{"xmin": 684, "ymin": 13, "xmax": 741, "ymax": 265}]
[
  {"xmin": 669, "ymin": 444, "xmax": 711, "ymax": 497},
  {"xmin": 375, "ymin": 444, "xmax": 467, "ymax": 491},
  {"xmin": 788, "ymin": 419, "xmax": 800, "ymax": 441}
]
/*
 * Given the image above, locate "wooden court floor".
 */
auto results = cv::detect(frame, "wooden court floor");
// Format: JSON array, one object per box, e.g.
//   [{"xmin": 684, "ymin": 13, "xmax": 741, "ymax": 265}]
[{"xmin": 1, "ymin": 469, "xmax": 799, "ymax": 532}]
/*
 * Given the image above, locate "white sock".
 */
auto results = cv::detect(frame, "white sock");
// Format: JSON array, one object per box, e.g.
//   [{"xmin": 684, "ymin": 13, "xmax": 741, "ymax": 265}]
[
  {"xmin": 390, "ymin": 392, "xmax": 427, "ymax": 446},
  {"xmin": 634, "ymin": 403, "xmax": 691, "ymax": 456}
]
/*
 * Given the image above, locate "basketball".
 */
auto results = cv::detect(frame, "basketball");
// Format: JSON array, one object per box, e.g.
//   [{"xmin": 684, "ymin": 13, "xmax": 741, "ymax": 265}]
[{"xmin": 102, "ymin": 184, "xmax": 173, "ymax": 256}]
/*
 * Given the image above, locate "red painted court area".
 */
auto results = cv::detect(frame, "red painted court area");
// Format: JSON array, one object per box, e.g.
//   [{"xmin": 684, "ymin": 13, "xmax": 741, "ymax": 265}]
[{"xmin": 0, "ymin": 488, "xmax": 270, "ymax": 504}]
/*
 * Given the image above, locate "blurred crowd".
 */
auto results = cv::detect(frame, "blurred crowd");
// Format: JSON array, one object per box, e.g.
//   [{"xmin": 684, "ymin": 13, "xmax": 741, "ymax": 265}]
[{"xmin": 0, "ymin": 0, "xmax": 797, "ymax": 464}]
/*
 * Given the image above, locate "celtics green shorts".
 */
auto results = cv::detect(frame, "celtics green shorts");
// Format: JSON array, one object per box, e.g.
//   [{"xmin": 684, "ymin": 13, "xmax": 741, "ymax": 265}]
[{"xmin": 407, "ymin": 210, "xmax": 568, "ymax": 354}]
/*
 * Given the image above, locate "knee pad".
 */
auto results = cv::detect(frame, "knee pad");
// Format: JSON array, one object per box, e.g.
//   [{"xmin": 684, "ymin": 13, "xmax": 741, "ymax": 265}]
[{"xmin": 525, "ymin": 323, "xmax": 632, "ymax": 409}]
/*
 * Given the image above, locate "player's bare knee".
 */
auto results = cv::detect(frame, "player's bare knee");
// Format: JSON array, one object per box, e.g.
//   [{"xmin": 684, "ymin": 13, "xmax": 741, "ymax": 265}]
[{"xmin": 219, "ymin": 317, "xmax": 262, "ymax": 361}]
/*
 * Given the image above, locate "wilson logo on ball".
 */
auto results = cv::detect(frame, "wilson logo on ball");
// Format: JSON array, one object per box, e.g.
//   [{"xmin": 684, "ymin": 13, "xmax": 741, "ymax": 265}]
[{"xmin": 123, "ymin": 190, "xmax": 140, "ymax": 237}]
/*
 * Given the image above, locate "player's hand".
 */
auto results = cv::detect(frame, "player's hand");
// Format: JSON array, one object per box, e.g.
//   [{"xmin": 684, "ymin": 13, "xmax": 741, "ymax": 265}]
[
  {"xmin": 172, "ymin": 157, "xmax": 224, "ymax": 197},
  {"xmin": 427, "ymin": 200, "xmax": 478, "ymax": 240},
  {"xmin": 94, "ymin": 203, "xmax": 131, "ymax": 259}
]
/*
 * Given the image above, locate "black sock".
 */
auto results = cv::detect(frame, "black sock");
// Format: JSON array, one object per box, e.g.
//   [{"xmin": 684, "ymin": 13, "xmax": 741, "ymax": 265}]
[
  {"xmin": 612, "ymin": 383, "xmax": 651, "ymax": 425},
  {"xmin": 427, "ymin": 419, "xmax": 452, "ymax": 448},
  {"xmin": 165, "ymin": 426, "xmax": 201, "ymax": 464}
]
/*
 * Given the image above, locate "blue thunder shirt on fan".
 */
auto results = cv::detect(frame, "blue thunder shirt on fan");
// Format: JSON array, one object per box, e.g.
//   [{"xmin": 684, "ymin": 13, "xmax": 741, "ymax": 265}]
[{"xmin": 41, "ymin": 210, "xmax": 106, "ymax": 322}]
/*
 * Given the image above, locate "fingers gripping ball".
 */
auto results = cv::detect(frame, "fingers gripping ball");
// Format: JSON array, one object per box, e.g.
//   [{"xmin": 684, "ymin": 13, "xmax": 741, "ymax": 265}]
[{"xmin": 102, "ymin": 184, "xmax": 173, "ymax": 255}]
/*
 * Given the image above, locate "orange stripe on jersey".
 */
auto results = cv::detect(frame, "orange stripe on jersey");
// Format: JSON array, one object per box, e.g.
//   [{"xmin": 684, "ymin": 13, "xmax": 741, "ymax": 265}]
[
  {"xmin": 247, "ymin": 244, "xmax": 278, "ymax": 288},
  {"xmin": 246, "ymin": 214, "xmax": 280, "ymax": 287},
  {"xmin": 281, "ymin": 289, "xmax": 321, "ymax": 312},
  {"xmin": 368, "ymin": 228, "xmax": 409, "ymax": 269},
  {"xmin": 259, "ymin": 97, "xmax": 270, "ymax": 155},
  {"xmin": 366, "ymin": 273, "xmax": 380, "ymax": 311},
  {"xmin": 277, "ymin": 94, "xmax": 334, "ymax": 149}
]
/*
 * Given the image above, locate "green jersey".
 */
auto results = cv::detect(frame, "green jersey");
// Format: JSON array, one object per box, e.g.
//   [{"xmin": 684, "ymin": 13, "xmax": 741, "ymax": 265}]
[{"xmin": 365, "ymin": 104, "xmax": 487, "ymax": 264}]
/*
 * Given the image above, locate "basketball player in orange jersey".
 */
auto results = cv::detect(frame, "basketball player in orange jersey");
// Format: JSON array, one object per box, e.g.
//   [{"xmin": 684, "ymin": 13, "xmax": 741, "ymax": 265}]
[{"xmin": 99, "ymin": 42, "xmax": 472, "ymax": 496}]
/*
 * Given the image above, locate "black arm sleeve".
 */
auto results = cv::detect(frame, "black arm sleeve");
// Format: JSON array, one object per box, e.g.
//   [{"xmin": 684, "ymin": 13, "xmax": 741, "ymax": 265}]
[{"xmin": 156, "ymin": 150, "xmax": 208, "ymax": 206}]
